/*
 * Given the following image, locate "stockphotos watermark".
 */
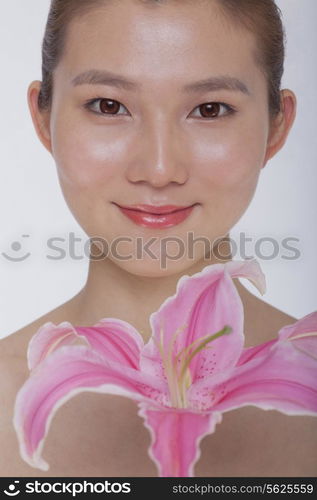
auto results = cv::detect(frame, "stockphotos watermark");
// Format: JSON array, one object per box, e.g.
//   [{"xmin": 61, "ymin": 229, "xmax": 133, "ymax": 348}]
[
  {"xmin": 1, "ymin": 231, "xmax": 301, "ymax": 269},
  {"xmin": 2, "ymin": 479, "xmax": 131, "ymax": 496}
]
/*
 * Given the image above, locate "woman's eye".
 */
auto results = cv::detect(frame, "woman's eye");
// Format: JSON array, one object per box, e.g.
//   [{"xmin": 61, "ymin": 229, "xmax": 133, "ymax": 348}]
[
  {"xmin": 84, "ymin": 98, "xmax": 129, "ymax": 116},
  {"xmin": 190, "ymin": 102, "xmax": 234, "ymax": 119}
]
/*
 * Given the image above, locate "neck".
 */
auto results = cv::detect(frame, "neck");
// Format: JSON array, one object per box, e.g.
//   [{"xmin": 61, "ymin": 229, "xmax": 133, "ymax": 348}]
[{"xmin": 72, "ymin": 235, "xmax": 247, "ymax": 341}]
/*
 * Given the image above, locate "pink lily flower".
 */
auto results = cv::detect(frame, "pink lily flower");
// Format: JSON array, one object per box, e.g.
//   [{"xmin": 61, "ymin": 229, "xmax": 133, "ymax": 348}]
[{"xmin": 13, "ymin": 259, "xmax": 317, "ymax": 477}]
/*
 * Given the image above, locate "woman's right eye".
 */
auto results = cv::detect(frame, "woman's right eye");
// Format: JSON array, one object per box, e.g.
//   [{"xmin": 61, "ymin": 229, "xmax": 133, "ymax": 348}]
[{"xmin": 84, "ymin": 98, "xmax": 130, "ymax": 117}]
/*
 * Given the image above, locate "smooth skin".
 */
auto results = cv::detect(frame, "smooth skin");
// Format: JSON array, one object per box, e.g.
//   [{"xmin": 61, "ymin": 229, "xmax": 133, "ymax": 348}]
[
  {"xmin": 1, "ymin": 0, "xmax": 316, "ymax": 477},
  {"xmin": 25, "ymin": 0, "xmax": 296, "ymax": 336}
]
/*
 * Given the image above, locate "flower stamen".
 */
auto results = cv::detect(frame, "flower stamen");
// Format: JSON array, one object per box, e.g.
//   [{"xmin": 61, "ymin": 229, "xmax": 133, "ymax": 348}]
[
  {"xmin": 179, "ymin": 326, "xmax": 232, "ymax": 382},
  {"xmin": 177, "ymin": 326, "xmax": 232, "ymax": 407},
  {"xmin": 156, "ymin": 318, "xmax": 232, "ymax": 408}
]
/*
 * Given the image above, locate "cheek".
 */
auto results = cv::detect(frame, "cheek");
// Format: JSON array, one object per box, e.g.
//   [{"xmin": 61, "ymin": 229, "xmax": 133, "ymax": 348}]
[
  {"xmin": 191, "ymin": 121, "xmax": 267, "ymax": 197},
  {"xmin": 51, "ymin": 117, "xmax": 130, "ymax": 190}
]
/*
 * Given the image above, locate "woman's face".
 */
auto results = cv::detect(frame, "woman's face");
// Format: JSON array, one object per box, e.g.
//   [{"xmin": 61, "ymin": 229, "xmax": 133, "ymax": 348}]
[{"xmin": 47, "ymin": 0, "xmax": 274, "ymax": 277}]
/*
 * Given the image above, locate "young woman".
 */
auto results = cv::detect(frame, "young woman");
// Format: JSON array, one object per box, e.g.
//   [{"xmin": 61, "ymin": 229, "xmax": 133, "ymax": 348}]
[{"xmin": 1, "ymin": 0, "xmax": 316, "ymax": 477}]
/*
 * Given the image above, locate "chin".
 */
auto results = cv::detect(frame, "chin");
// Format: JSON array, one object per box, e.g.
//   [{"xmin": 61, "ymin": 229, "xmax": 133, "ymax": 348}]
[{"xmin": 110, "ymin": 256, "xmax": 204, "ymax": 279}]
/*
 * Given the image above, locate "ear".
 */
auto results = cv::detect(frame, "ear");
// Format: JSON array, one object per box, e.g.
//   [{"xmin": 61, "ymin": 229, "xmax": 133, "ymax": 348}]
[
  {"xmin": 27, "ymin": 80, "xmax": 52, "ymax": 154},
  {"xmin": 262, "ymin": 89, "xmax": 297, "ymax": 167}
]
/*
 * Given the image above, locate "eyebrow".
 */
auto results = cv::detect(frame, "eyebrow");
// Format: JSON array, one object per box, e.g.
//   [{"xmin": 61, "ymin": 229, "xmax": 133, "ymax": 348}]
[{"xmin": 71, "ymin": 69, "xmax": 251, "ymax": 95}]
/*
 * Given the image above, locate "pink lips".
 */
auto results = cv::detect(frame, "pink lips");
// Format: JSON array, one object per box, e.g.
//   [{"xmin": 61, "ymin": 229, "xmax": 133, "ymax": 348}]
[{"xmin": 114, "ymin": 203, "xmax": 197, "ymax": 228}]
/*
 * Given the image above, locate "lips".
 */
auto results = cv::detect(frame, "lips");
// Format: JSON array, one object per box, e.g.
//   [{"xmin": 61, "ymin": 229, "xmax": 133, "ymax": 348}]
[
  {"xmin": 117, "ymin": 204, "xmax": 195, "ymax": 215},
  {"xmin": 114, "ymin": 203, "xmax": 198, "ymax": 229}
]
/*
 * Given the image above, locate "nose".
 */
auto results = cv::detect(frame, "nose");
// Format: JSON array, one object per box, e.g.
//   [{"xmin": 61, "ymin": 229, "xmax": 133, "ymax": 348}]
[{"xmin": 125, "ymin": 120, "xmax": 189, "ymax": 188}]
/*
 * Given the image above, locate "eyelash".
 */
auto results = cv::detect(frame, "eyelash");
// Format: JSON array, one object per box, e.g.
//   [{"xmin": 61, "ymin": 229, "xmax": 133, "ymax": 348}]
[{"xmin": 83, "ymin": 98, "xmax": 236, "ymax": 120}]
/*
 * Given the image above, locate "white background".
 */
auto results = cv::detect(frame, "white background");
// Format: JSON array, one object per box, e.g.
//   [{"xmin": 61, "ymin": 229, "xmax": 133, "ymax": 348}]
[{"xmin": 0, "ymin": 0, "xmax": 316, "ymax": 339}]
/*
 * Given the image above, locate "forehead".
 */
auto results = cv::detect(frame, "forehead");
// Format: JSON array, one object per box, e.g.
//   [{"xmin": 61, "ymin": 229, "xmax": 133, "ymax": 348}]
[{"xmin": 57, "ymin": 0, "xmax": 261, "ymax": 92}]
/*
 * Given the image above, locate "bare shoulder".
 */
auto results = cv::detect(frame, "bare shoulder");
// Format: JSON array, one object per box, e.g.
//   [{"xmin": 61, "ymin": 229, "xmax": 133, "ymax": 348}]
[
  {"xmin": 252, "ymin": 293, "xmax": 297, "ymax": 325},
  {"xmin": 0, "ymin": 296, "xmax": 86, "ymax": 477},
  {"xmin": 0, "ymin": 304, "xmax": 70, "ymax": 393},
  {"xmin": 234, "ymin": 280, "xmax": 298, "ymax": 346},
  {"xmin": 250, "ymin": 296, "xmax": 297, "ymax": 341},
  {"xmin": 0, "ymin": 297, "xmax": 78, "ymax": 456},
  {"xmin": 0, "ymin": 295, "xmax": 83, "ymax": 362}
]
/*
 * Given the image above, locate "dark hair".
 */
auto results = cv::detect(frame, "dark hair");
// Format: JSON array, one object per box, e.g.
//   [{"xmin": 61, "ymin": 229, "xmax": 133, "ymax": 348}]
[{"xmin": 38, "ymin": 0, "xmax": 285, "ymax": 118}]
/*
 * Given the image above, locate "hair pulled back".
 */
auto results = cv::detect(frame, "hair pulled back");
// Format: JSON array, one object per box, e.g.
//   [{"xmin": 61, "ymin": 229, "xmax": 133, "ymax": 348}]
[{"xmin": 38, "ymin": 0, "xmax": 285, "ymax": 118}]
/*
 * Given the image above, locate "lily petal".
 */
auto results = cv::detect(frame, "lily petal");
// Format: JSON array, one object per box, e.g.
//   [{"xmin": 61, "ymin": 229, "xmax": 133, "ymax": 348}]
[
  {"xmin": 207, "ymin": 315, "xmax": 317, "ymax": 415},
  {"xmin": 28, "ymin": 318, "xmax": 144, "ymax": 372},
  {"xmin": 138, "ymin": 402, "xmax": 222, "ymax": 477},
  {"xmin": 235, "ymin": 312, "xmax": 314, "ymax": 367},
  {"xmin": 76, "ymin": 318, "xmax": 145, "ymax": 369},
  {"xmin": 277, "ymin": 311, "xmax": 317, "ymax": 358},
  {"xmin": 141, "ymin": 259, "xmax": 264, "ymax": 384},
  {"xmin": 236, "ymin": 339, "xmax": 276, "ymax": 366},
  {"xmin": 27, "ymin": 321, "xmax": 89, "ymax": 371},
  {"xmin": 224, "ymin": 258, "xmax": 266, "ymax": 295},
  {"xmin": 14, "ymin": 346, "xmax": 167, "ymax": 471}
]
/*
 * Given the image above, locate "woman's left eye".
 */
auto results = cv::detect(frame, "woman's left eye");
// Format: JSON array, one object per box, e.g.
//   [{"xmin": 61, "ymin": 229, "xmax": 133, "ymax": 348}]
[{"xmin": 190, "ymin": 102, "xmax": 234, "ymax": 119}]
